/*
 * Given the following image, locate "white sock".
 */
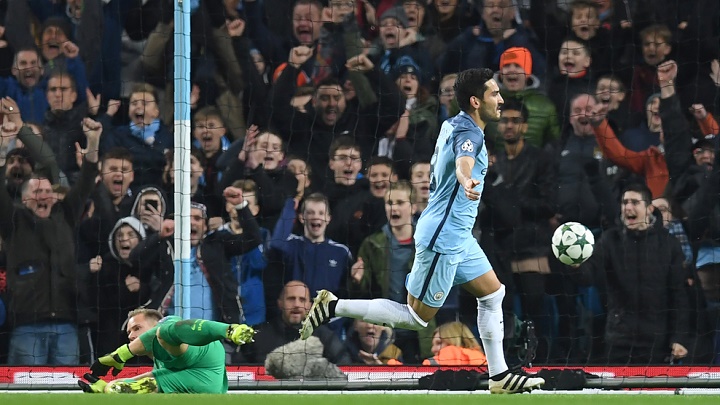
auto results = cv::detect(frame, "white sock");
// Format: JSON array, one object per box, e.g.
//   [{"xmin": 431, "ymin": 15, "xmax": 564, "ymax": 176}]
[
  {"xmin": 477, "ymin": 285, "xmax": 508, "ymax": 378},
  {"xmin": 335, "ymin": 299, "xmax": 428, "ymax": 330}
]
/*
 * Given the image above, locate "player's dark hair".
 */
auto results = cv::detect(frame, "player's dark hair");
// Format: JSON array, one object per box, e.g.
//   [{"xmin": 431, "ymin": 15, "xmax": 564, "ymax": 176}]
[
  {"xmin": 454, "ymin": 68, "xmax": 495, "ymax": 113},
  {"xmin": 501, "ymin": 98, "xmax": 529, "ymax": 122}
]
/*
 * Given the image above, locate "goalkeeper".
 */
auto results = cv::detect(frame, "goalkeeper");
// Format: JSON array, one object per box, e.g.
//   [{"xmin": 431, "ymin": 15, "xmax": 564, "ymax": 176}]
[{"xmin": 79, "ymin": 308, "xmax": 255, "ymax": 394}]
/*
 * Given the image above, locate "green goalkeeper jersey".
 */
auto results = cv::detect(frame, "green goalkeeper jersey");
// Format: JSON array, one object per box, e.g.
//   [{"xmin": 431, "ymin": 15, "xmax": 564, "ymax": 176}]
[{"xmin": 139, "ymin": 316, "xmax": 229, "ymax": 393}]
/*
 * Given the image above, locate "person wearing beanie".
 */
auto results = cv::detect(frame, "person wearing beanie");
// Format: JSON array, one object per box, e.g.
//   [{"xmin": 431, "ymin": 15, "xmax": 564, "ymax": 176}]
[
  {"xmin": 383, "ymin": 56, "xmax": 438, "ymax": 178},
  {"xmin": 485, "ymin": 47, "xmax": 560, "ymax": 150},
  {"xmin": 500, "ymin": 47, "xmax": 533, "ymax": 77},
  {"xmin": 379, "ymin": 6, "xmax": 410, "ymax": 29},
  {"xmin": 4, "ymin": 148, "xmax": 35, "ymax": 199},
  {"xmin": 372, "ymin": 6, "xmax": 433, "ymax": 85}
]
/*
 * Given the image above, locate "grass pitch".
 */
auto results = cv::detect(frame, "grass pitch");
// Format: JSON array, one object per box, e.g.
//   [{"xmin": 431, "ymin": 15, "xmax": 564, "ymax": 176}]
[{"xmin": 2, "ymin": 394, "xmax": 720, "ymax": 405}]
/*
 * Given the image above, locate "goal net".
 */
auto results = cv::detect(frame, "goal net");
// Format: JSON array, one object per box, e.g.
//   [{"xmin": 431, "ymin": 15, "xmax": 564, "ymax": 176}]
[{"xmin": 0, "ymin": 0, "xmax": 718, "ymax": 390}]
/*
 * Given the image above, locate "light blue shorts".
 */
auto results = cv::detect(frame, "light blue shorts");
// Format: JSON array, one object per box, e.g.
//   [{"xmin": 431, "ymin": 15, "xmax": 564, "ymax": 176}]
[{"xmin": 406, "ymin": 241, "xmax": 492, "ymax": 308}]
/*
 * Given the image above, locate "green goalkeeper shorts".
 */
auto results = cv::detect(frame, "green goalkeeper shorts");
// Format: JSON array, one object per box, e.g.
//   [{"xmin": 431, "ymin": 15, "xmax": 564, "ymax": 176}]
[{"xmin": 148, "ymin": 319, "xmax": 229, "ymax": 393}]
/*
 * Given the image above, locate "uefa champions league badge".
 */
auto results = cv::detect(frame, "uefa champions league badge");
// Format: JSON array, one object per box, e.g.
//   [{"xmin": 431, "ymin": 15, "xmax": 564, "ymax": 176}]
[{"xmin": 461, "ymin": 139, "xmax": 474, "ymax": 153}]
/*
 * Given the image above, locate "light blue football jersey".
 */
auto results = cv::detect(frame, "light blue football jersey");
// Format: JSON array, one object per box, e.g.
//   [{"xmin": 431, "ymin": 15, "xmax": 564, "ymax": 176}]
[{"xmin": 414, "ymin": 111, "xmax": 488, "ymax": 254}]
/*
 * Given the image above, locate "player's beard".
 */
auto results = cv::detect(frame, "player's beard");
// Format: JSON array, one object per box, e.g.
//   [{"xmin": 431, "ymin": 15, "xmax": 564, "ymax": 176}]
[{"xmin": 480, "ymin": 104, "xmax": 501, "ymax": 123}]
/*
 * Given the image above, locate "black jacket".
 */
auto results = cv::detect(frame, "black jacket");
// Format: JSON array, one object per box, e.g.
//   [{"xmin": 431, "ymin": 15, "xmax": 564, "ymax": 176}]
[
  {"xmin": 219, "ymin": 160, "xmax": 298, "ymax": 230},
  {"xmin": 43, "ymin": 105, "xmax": 88, "ymax": 185},
  {"xmin": 198, "ymin": 208, "xmax": 263, "ymax": 323},
  {"xmin": 578, "ymin": 222, "xmax": 691, "ymax": 351},
  {"xmin": 0, "ymin": 160, "xmax": 98, "ymax": 326},
  {"xmin": 489, "ymin": 144, "xmax": 557, "ymax": 260},
  {"xmin": 91, "ymin": 254, "xmax": 151, "ymax": 355}
]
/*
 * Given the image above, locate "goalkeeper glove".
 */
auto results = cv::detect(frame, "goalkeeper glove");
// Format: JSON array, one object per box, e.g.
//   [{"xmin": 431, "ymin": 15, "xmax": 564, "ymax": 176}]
[
  {"xmin": 78, "ymin": 373, "xmax": 108, "ymax": 393},
  {"xmin": 90, "ymin": 344, "xmax": 135, "ymax": 377},
  {"xmin": 227, "ymin": 323, "xmax": 255, "ymax": 345}
]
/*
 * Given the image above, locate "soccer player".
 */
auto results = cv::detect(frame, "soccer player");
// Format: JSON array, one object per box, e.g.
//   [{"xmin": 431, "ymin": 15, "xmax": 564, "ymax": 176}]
[
  {"xmin": 78, "ymin": 308, "xmax": 255, "ymax": 394},
  {"xmin": 300, "ymin": 68, "xmax": 545, "ymax": 394}
]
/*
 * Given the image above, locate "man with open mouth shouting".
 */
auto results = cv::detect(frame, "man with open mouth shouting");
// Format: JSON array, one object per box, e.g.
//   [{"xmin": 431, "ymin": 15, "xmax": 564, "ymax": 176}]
[{"xmin": 0, "ymin": 104, "xmax": 103, "ymax": 366}]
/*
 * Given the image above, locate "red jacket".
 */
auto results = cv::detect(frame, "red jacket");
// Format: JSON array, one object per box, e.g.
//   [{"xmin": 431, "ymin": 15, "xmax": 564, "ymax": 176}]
[{"xmin": 593, "ymin": 119, "xmax": 668, "ymax": 198}]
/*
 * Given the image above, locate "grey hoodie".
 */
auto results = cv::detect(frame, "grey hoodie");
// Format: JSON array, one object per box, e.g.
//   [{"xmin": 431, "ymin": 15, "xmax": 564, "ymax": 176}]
[
  {"xmin": 108, "ymin": 216, "xmax": 146, "ymax": 262},
  {"xmin": 130, "ymin": 186, "xmax": 168, "ymax": 219}
]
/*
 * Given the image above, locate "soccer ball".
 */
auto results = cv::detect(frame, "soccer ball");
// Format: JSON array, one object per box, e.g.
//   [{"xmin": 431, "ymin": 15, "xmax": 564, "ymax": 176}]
[{"xmin": 551, "ymin": 222, "xmax": 595, "ymax": 265}]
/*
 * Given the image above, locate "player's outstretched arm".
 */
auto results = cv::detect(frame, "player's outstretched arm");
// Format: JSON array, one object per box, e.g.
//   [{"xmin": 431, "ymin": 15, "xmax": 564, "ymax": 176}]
[
  {"xmin": 157, "ymin": 319, "xmax": 255, "ymax": 347},
  {"xmin": 456, "ymin": 156, "xmax": 480, "ymax": 200},
  {"xmin": 88, "ymin": 327, "xmax": 156, "ymax": 377}
]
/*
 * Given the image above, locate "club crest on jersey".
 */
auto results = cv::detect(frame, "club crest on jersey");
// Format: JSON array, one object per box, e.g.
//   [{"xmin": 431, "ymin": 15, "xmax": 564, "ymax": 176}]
[{"xmin": 461, "ymin": 139, "xmax": 474, "ymax": 152}]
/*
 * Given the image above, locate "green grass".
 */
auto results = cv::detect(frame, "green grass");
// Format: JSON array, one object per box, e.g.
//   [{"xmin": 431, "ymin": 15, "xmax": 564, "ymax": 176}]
[{"xmin": 1, "ymin": 394, "xmax": 720, "ymax": 405}]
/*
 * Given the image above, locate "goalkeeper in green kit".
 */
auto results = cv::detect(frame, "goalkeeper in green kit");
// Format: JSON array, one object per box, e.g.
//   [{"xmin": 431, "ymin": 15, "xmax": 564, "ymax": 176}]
[{"xmin": 78, "ymin": 308, "xmax": 255, "ymax": 394}]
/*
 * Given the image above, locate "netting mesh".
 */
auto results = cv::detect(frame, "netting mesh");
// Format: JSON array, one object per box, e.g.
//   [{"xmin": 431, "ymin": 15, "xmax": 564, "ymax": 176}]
[{"xmin": 0, "ymin": 0, "xmax": 718, "ymax": 387}]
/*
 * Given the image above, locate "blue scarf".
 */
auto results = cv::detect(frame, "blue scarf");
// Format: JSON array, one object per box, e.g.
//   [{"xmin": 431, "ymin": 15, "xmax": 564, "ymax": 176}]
[{"xmin": 129, "ymin": 119, "xmax": 161, "ymax": 145}]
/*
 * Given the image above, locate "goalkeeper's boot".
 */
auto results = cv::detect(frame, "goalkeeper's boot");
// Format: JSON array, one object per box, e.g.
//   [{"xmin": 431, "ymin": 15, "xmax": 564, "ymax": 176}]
[
  {"xmin": 488, "ymin": 369, "xmax": 545, "ymax": 394},
  {"xmin": 227, "ymin": 323, "xmax": 256, "ymax": 345},
  {"xmin": 300, "ymin": 289, "xmax": 337, "ymax": 340},
  {"xmin": 105, "ymin": 377, "xmax": 158, "ymax": 394}
]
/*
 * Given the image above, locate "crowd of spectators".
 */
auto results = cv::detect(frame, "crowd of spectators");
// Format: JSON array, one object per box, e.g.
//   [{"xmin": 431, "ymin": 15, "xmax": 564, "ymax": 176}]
[{"xmin": 0, "ymin": 0, "xmax": 718, "ymax": 368}]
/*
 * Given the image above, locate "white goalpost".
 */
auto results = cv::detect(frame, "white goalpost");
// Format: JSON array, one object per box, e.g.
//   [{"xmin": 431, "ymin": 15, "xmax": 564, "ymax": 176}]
[{"xmin": 172, "ymin": 0, "xmax": 192, "ymax": 319}]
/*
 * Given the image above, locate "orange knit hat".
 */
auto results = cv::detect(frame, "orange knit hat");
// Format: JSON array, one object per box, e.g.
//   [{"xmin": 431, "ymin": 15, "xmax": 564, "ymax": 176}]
[{"xmin": 499, "ymin": 47, "xmax": 532, "ymax": 76}]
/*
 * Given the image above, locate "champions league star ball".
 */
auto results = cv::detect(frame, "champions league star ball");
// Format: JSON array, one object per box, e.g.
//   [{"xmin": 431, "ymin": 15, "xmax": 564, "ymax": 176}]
[{"xmin": 551, "ymin": 222, "xmax": 595, "ymax": 265}]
